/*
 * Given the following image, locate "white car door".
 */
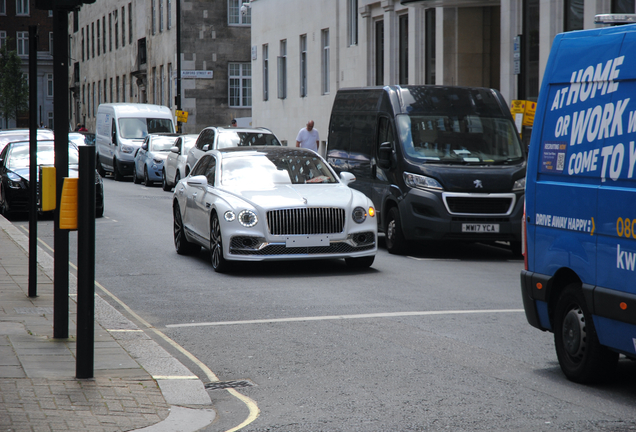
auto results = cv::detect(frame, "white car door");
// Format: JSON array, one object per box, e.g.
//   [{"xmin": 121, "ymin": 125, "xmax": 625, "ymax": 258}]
[
  {"xmin": 183, "ymin": 154, "xmax": 212, "ymax": 238},
  {"xmin": 192, "ymin": 156, "xmax": 217, "ymax": 241}
]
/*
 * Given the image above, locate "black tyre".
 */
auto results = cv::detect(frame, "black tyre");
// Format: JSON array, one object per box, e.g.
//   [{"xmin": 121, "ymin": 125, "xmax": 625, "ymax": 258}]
[
  {"xmin": 144, "ymin": 166, "xmax": 153, "ymax": 186},
  {"xmin": 113, "ymin": 159, "xmax": 124, "ymax": 181},
  {"xmin": 345, "ymin": 255, "xmax": 375, "ymax": 268},
  {"xmin": 96, "ymin": 205, "xmax": 104, "ymax": 218},
  {"xmin": 175, "ymin": 171, "xmax": 181, "ymax": 185},
  {"xmin": 385, "ymin": 207, "xmax": 408, "ymax": 255},
  {"xmin": 210, "ymin": 213, "xmax": 230, "ymax": 273},
  {"xmin": 510, "ymin": 241, "xmax": 523, "ymax": 257},
  {"xmin": 96, "ymin": 155, "xmax": 106, "ymax": 177},
  {"xmin": 133, "ymin": 165, "xmax": 141, "ymax": 184},
  {"xmin": 554, "ymin": 283, "xmax": 619, "ymax": 383},
  {"xmin": 0, "ymin": 184, "xmax": 10, "ymax": 217},
  {"xmin": 173, "ymin": 202, "xmax": 199, "ymax": 255},
  {"xmin": 162, "ymin": 169, "xmax": 171, "ymax": 191}
]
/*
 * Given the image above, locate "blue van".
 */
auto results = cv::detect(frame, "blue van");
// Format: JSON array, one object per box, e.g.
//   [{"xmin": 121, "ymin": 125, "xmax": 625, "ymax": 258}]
[{"xmin": 521, "ymin": 23, "xmax": 636, "ymax": 383}]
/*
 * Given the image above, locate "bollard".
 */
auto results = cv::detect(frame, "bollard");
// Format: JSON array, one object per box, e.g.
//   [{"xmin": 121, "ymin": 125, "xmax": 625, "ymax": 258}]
[{"xmin": 76, "ymin": 145, "xmax": 96, "ymax": 379}]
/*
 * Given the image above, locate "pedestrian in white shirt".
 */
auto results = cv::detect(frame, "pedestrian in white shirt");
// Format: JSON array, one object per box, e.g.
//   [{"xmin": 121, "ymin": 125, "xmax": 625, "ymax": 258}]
[{"xmin": 296, "ymin": 120, "xmax": 319, "ymax": 152}]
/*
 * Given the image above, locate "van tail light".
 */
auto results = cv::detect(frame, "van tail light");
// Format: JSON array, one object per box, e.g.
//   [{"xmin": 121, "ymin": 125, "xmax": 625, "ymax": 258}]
[{"xmin": 522, "ymin": 200, "xmax": 528, "ymax": 270}]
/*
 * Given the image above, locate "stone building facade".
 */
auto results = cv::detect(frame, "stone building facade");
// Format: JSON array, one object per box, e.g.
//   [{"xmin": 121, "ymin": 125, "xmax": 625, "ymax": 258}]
[
  {"xmin": 0, "ymin": 0, "xmax": 54, "ymax": 129},
  {"xmin": 249, "ymin": 0, "xmax": 627, "ymax": 153},
  {"xmin": 68, "ymin": 0, "xmax": 252, "ymax": 134}
]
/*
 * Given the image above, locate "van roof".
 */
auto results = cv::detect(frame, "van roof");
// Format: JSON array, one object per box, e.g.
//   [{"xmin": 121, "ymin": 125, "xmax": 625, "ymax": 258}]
[
  {"xmin": 334, "ymin": 85, "xmax": 509, "ymax": 118},
  {"xmin": 98, "ymin": 103, "xmax": 173, "ymax": 117}
]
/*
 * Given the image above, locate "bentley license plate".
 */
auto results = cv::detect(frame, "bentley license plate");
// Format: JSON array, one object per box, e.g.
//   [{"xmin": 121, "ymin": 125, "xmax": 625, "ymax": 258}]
[
  {"xmin": 462, "ymin": 223, "xmax": 500, "ymax": 233},
  {"xmin": 285, "ymin": 235, "xmax": 329, "ymax": 247}
]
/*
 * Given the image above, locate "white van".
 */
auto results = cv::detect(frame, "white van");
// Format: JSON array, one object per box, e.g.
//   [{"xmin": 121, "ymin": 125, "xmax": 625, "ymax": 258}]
[{"xmin": 95, "ymin": 103, "xmax": 175, "ymax": 180}]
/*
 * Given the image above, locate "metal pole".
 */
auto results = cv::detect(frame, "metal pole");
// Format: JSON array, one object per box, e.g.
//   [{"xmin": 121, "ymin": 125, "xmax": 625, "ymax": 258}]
[
  {"xmin": 76, "ymin": 145, "xmax": 95, "ymax": 379},
  {"xmin": 28, "ymin": 25, "xmax": 39, "ymax": 298},
  {"xmin": 53, "ymin": 7, "xmax": 70, "ymax": 339}
]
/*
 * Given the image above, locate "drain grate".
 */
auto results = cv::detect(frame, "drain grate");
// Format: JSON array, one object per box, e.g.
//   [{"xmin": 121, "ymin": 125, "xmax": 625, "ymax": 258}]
[{"xmin": 204, "ymin": 379, "xmax": 255, "ymax": 390}]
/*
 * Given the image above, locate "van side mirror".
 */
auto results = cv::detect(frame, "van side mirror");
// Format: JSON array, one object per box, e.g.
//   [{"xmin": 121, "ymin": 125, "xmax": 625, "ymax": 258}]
[
  {"xmin": 378, "ymin": 141, "xmax": 392, "ymax": 169},
  {"xmin": 170, "ymin": 146, "xmax": 179, "ymax": 154},
  {"xmin": 202, "ymin": 144, "xmax": 210, "ymax": 151},
  {"xmin": 141, "ymin": 143, "xmax": 148, "ymax": 151}
]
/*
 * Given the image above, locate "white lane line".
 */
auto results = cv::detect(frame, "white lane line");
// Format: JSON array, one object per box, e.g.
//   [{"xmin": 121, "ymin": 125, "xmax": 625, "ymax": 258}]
[{"xmin": 166, "ymin": 309, "xmax": 524, "ymax": 328}]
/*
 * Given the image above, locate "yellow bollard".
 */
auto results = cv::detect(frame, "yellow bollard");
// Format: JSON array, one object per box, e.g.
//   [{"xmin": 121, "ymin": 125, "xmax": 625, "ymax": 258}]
[
  {"xmin": 59, "ymin": 177, "xmax": 78, "ymax": 230},
  {"xmin": 40, "ymin": 166, "xmax": 56, "ymax": 211}
]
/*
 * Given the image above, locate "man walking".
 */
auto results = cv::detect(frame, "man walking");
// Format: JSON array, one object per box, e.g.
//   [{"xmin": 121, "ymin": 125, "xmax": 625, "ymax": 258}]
[{"xmin": 296, "ymin": 120, "xmax": 319, "ymax": 152}]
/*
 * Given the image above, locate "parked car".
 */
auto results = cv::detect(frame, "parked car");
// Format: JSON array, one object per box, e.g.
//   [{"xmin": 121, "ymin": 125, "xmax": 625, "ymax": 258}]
[
  {"xmin": 185, "ymin": 127, "xmax": 282, "ymax": 177},
  {"xmin": 162, "ymin": 134, "xmax": 198, "ymax": 191},
  {"xmin": 68, "ymin": 132, "xmax": 96, "ymax": 146},
  {"xmin": 0, "ymin": 140, "xmax": 104, "ymax": 218},
  {"xmin": 0, "ymin": 129, "xmax": 54, "ymax": 153},
  {"xmin": 133, "ymin": 133, "xmax": 180, "ymax": 186},
  {"xmin": 173, "ymin": 146, "xmax": 378, "ymax": 272}
]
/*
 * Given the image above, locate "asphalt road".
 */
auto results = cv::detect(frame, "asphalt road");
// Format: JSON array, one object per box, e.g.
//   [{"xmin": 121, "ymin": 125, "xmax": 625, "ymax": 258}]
[{"xmin": 14, "ymin": 175, "xmax": 636, "ymax": 432}]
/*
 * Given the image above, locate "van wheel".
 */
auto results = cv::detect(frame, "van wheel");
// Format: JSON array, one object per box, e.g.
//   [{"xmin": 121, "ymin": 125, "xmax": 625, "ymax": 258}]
[
  {"xmin": 510, "ymin": 241, "xmax": 522, "ymax": 257},
  {"xmin": 96, "ymin": 155, "xmax": 106, "ymax": 177},
  {"xmin": 385, "ymin": 207, "xmax": 407, "ymax": 255},
  {"xmin": 113, "ymin": 159, "xmax": 124, "ymax": 181},
  {"xmin": 554, "ymin": 283, "xmax": 618, "ymax": 383}
]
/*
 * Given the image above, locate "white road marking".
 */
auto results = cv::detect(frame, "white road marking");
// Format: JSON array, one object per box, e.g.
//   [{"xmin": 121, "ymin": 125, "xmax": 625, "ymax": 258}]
[{"xmin": 166, "ymin": 309, "xmax": 524, "ymax": 328}]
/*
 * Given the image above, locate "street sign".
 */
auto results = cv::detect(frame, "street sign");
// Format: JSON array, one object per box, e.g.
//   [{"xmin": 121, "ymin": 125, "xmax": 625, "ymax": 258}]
[{"xmin": 176, "ymin": 110, "xmax": 188, "ymax": 123}]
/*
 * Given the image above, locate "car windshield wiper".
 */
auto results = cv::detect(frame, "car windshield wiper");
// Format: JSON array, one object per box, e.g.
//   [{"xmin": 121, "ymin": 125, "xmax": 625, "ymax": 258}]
[{"xmin": 489, "ymin": 158, "xmax": 523, "ymax": 165}]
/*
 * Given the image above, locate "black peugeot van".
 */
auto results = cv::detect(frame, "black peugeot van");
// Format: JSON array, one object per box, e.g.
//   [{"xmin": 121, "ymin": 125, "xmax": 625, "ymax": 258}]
[{"xmin": 326, "ymin": 85, "xmax": 526, "ymax": 255}]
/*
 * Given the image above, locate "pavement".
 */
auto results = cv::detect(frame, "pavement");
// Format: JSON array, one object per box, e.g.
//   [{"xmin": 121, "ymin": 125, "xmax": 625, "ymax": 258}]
[{"xmin": 0, "ymin": 215, "xmax": 217, "ymax": 432}]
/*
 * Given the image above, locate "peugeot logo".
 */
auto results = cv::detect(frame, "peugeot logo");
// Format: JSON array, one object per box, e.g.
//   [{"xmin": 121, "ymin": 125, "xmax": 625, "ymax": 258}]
[{"xmin": 474, "ymin": 179, "xmax": 483, "ymax": 188}]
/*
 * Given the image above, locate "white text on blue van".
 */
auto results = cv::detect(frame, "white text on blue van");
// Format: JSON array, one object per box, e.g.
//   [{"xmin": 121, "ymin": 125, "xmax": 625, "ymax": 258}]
[{"xmin": 548, "ymin": 55, "xmax": 636, "ymax": 182}]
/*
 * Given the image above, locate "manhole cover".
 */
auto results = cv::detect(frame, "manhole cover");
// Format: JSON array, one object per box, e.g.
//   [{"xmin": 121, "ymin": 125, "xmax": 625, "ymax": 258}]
[{"xmin": 204, "ymin": 379, "xmax": 255, "ymax": 390}]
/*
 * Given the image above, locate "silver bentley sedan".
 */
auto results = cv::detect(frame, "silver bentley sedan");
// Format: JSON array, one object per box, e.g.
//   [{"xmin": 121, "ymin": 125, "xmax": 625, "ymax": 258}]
[{"xmin": 172, "ymin": 146, "xmax": 377, "ymax": 272}]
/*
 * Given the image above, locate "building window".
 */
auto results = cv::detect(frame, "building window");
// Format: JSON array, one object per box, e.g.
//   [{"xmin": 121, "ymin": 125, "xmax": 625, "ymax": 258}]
[
  {"xmin": 82, "ymin": 84, "xmax": 85, "ymax": 106},
  {"xmin": 229, "ymin": 63, "xmax": 252, "ymax": 107},
  {"xmin": 97, "ymin": 20, "xmax": 100, "ymax": 55},
  {"xmin": 348, "ymin": 0, "xmax": 358, "ymax": 46},
  {"xmin": 167, "ymin": 63, "xmax": 172, "ymax": 107},
  {"xmin": 73, "ymin": 10, "xmax": 78, "ymax": 32},
  {"xmin": 91, "ymin": 24, "xmax": 94, "ymax": 58},
  {"xmin": 262, "ymin": 44, "xmax": 268, "ymax": 101},
  {"xmin": 47, "ymin": 74, "xmax": 53, "ymax": 97},
  {"xmin": 122, "ymin": 75, "xmax": 127, "ymax": 102},
  {"xmin": 129, "ymin": 3, "xmax": 133, "ymax": 44},
  {"xmin": 375, "ymin": 20, "xmax": 384, "ymax": 86},
  {"xmin": 116, "ymin": 76, "xmax": 120, "ymax": 102},
  {"xmin": 103, "ymin": 17, "xmax": 106, "ymax": 54},
  {"xmin": 86, "ymin": 84, "xmax": 90, "ymax": 117},
  {"xmin": 167, "ymin": 0, "xmax": 171, "ymax": 29},
  {"xmin": 81, "ymin": 28, "xmax": 85, "ymax": 61},
  {"xmin": 115, "ymin": 11, "xmax": 119, "ymax": 49},
  {"xmin": 564, "ymin": 0, "xmax": 583, "ymax": 31},
  {"xmin": 228, "ymin": 0, "xmax": 251, "ymax": 25},
  {"xmin": 138, "ymin": 38, "xmax": 147, "ymax": 65},
  {"xmin": 152, "ymin": 0, "xmax": 156, "ymax": 35},
  {"xmin": 109, "ymin": 13, "xmax": 112, "ymax": 51},
  {"xmin": 300, "ymin": 35, "xmax": 307, "ymax": 97},
  {"xmin": 93, "ymin": 83, "xmax": 96, "ymax": 115},
  {"xmin": 0, "ymin": 0, "xmax": 5, "ymax": 15},
  {"xmin": 16, "ymin": 0, "xmax": 28, "ymax": 15},
  {"xmin": 49, "ymin": 32, "xmax": 53, "ymax": 55},
  {"xmin": 399, "ymin": 14, "xmax": 408, "ymax": 85},
  {"xmin": 425, "ymin": 9, "xmax": 435, "ymax": 85},
  {"xmin": 160, "ymin": 65, "xmax": 164, "ymax": 105},
  {"xmin": 104, "ymin": 79, "xmax": 107, "ymax": 103},
  {"xmin": 159, "ymin": 0, "xmax": 164, "ymax": 32},
  {"xmin": 0, "ymin": 32, "xmax": 6, "ymax": 49},
  {"xmin": 130, "ymin": 73, "xmax": 134, "ymax": 99},
  {"xmin": 321, "ymin": 29, "xmax": 330, "ymax": 94},
  {"xmin": 16, "ymin": 31, "xmax": 28, "ymax": 56},
  {"xmin": 47, "ymin": 112, "xmax": 53, "ymax": 129},
  {"xmin": 121, "ymin": 7, "xmax": 126, "ymax": 46},
  {"xmin": 153, "ymin": 67, "xmax": 157, "ymax": 104},
  {"xmin": 612, "ymin": 0, "xmax": 635, "ymax": 13},
  {"xmin": 277, "ymin": 40, "xmax": 286, "ymax": 99}
]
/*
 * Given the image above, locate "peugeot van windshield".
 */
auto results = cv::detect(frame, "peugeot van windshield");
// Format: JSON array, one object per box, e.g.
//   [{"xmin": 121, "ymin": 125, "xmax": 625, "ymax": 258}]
[
  {"xmin": 396, "ymin": 113, "xmax": 524, "ymax": 164},
  {"xmin": 118, "ymin": 118, "xmax": 174, "ymax": 139}
]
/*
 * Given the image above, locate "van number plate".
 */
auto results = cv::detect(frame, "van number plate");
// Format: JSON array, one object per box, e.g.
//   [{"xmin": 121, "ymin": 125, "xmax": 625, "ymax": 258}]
[{"xmin": 462, "ymin": 223, "xmax": 500, "ymax": 233}]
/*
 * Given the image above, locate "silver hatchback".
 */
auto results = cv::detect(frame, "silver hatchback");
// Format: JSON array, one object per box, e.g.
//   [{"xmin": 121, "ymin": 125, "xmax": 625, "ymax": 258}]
[{"xmin": 185, "ymin": 127, "xmax": 281, "ymax": 176}]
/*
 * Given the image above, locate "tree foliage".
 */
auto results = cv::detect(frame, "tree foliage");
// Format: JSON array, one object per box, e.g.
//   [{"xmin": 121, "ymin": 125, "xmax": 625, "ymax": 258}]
[{"xmin": 0, "ymin": 44, "xmax": 29, "ymax": 127}]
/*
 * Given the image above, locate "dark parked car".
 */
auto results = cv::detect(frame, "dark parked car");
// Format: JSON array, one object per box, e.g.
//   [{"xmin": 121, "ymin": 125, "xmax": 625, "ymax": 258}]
[{"xmin": 0, "ymin": 140, "xmax": 104, "ymax": 218}]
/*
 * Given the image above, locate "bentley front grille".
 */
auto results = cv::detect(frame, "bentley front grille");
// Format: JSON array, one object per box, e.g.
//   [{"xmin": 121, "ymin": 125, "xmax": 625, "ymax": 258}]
[{"xmin": 267, "ymin": 207, "xmax": 345, "ymax": 235}]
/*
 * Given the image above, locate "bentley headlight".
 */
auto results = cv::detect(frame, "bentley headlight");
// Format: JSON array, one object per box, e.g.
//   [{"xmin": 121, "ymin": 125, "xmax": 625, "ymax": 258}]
[
  {"xmin": 238, "ymin": 210, "xmax": 258, "ymax": 227},
  {"xmin": 403, "ymin": 172, "xmax": 443, "ymax": 191},
  {"xmin": 513, "ymin": 177, "xmax": 526, "ymax": 191},
  {"xmin": 352, "ymin": 206, "xmax": 367, "ymax": 224},
  {"xmin": 224, "ymin": 211, "xmax": 236, "ymax": 222}
]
